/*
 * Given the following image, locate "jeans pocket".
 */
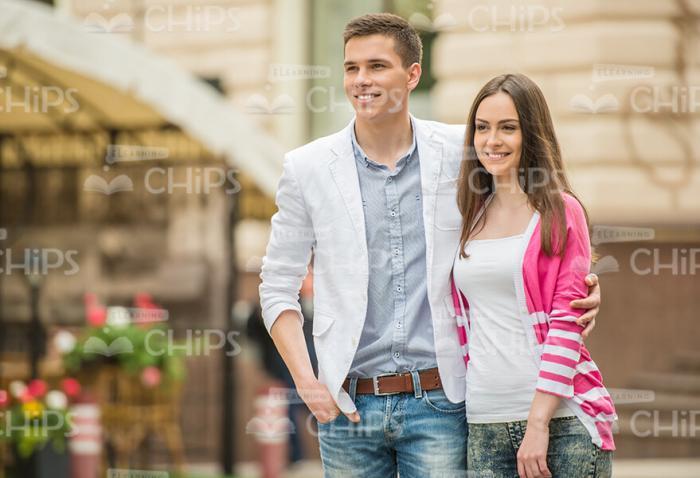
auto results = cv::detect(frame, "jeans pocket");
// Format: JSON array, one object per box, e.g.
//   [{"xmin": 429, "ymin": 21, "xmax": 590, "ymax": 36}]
[
  {"xmin": 423, "ymin": 388, "xmax": 466, "ymax": 414},
  {"xmin": 548, "ymin": 416, "xmax": 587, "ymax": 438},
  {"xmin": 547, "ymin": 417, "xmax": 604, "ymax": 478}
]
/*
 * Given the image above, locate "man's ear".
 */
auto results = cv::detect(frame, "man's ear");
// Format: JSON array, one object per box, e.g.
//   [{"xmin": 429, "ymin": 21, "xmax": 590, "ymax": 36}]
[{"xmin": 407, "ymin": 62, "xmax": 422, "ymax": 91}]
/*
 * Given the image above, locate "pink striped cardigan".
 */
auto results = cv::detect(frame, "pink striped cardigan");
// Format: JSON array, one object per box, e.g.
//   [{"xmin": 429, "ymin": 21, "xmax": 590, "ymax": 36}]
[{"xmin": 450, "ymin": 193, "xmax": 617, "ymax": 451}]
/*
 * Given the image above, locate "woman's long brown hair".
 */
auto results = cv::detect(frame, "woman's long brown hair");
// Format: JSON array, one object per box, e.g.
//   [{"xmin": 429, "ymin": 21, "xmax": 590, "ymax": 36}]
[{"xmin": 457, "ymin": 73, "xmax": 589, "ymax": 258}]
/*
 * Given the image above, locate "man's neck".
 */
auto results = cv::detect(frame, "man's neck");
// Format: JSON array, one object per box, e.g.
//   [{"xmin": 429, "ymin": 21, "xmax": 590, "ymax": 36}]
[{"xmin": 354, "ymin": 112, "xmax": 413, "ymax": 171}]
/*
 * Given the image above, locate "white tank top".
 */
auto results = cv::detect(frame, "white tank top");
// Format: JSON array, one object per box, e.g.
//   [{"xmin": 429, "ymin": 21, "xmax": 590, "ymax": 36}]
[{"xmin": 454, "ymin": 234, "xmax": 573, "ymax": 423}]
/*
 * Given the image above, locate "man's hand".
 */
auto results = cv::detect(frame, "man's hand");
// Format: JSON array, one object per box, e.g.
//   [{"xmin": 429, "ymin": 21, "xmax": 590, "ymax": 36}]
[
  {"xmin": 297, "ymin": 377, "xmax": 360, "ymax": 424},
  {"xmin": 571, "ymin": 273, "xmax": 600, "ymax": 339},
  {"xmin": 269, "ymin": 312, "xmax": 360, "ymax": 424}
]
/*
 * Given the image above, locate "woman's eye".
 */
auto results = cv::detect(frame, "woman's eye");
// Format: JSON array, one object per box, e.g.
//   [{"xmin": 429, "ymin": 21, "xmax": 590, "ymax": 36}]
[
  {"xmin": 476, "ymin": 124, "xmax": 487, "ymax": 131},
  {"xmin": 503, "ymin": 125, "xmax": 516, "ymax": 131}
]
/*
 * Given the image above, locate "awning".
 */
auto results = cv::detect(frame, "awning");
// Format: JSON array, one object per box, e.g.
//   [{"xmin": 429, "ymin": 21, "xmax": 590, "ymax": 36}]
[{"xmin": 0, "ymin": 0, "xmax": 284, "ymax": 197}]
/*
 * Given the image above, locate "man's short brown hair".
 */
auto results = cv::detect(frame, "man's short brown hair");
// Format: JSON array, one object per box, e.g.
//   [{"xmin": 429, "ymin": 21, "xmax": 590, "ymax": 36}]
[{"xmin": 343, "ymin": 13, "xmax": 423, "ymax": 68}]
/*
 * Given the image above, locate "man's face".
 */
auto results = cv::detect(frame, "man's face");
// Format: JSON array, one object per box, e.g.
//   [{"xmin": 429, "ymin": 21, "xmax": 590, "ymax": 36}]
[{"xmin": 343, "ymin": 34, "xmax": 420, "ymax": 122}]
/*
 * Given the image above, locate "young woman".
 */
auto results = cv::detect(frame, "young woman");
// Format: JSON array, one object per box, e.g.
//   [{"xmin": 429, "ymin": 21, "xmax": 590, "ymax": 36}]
[{"xmin": 450, "ymin": 73, "xmax": 616, "ymax": 478}]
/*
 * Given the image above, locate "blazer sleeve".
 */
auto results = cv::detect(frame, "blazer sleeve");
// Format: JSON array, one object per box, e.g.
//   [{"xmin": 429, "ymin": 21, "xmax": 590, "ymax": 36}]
[
  {"xmin": 535, "ymin": 195, "xmax": 591, "ymax": 398},
  {"xmin": 259, "ymin": 153, "xmax": 314, "ymax": 334}
]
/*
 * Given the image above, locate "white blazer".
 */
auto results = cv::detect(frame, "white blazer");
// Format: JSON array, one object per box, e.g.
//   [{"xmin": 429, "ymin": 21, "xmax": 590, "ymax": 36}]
[{"xmin": 260, "ymin": 117, "xmax": 467, "ymax": 414}]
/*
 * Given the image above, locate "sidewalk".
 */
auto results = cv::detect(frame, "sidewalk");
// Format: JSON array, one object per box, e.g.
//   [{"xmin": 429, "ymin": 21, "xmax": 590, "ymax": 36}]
[
  {"xmin": 226, "ymin": 459, "xmax": 700, "ymax": 478},
  {"xmin": 612, "ymin": 459, "xmax": 700, "ymax": 478}
]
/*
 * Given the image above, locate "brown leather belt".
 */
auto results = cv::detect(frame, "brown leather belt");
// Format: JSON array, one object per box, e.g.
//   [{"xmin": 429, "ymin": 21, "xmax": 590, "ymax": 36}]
[{"xmin": 342, "ymin": 368, "xmax": 442, "ymax": 396}]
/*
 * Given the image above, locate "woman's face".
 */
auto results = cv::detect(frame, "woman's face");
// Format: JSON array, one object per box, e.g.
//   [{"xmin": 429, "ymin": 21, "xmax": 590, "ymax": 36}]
[{"xmin": 473, "ymin": 92, "xmax": 523, "ymax": 179}]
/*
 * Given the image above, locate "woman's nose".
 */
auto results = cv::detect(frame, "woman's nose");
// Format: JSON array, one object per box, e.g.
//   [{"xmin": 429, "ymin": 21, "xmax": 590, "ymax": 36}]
[{"xmin": 486, "ymin": 130, "xmax": 502, "ymax": 146}]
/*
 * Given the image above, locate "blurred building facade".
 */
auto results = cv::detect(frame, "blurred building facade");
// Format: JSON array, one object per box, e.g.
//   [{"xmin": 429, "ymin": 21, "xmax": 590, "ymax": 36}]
[{"xmin": 5, "ymin": 0, "xmax": 697, "ymax": 466}]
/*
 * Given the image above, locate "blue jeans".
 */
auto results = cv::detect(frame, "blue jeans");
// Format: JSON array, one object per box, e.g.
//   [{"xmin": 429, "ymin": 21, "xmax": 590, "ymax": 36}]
[
  {"xmin": 467, "ymin": 416, "xmax": 613, "ymax": 478},
  {"xmin": 317, "ymin": 374, "xmax": 468, "ymax": 477}
]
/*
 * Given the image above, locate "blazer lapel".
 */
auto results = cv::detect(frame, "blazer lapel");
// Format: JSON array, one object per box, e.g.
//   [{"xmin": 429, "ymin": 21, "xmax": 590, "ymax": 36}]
[
  {"xmin": 328, "ymin": 121, "xmax": 367, "ymax": 253},
  {"xmin": 415, "ymin": 118, "xmax": 443, "ymax": 295}
]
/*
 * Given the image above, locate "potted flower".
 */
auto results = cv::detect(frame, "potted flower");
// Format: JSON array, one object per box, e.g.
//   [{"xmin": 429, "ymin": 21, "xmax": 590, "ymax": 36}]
[
  {"xmin": 59, "ymin": 293, "xmax": 185, "ymax": 388},
  {"xmin": 53, "ymin": 293, "xmax": 186, "ymax": 471},
  {"xmin": 0, "ymin": 378, "xmax": 81, "ymax": 478}
]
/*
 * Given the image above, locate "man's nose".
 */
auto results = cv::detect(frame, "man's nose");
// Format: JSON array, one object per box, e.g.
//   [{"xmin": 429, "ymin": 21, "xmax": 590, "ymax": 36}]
[{"xmin": 354, "ymin": 68, "xmax": 372, "ymax": 87}]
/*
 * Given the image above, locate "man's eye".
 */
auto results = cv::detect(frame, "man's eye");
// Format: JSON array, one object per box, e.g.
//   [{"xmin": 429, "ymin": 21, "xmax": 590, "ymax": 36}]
[{"xmin": 372, "ymin": 64, "xmax": 385, "ymax": 69}]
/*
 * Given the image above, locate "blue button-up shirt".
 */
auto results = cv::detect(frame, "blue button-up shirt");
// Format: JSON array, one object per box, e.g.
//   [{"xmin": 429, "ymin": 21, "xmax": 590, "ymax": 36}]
[{"xmin": 348, "ymin": 119, "xmax": 438, "ymax": 377}]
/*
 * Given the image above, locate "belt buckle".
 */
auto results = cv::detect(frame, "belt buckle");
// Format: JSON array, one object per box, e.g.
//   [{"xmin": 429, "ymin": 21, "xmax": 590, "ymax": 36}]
[{"xmin": 372, "ymin": 372, "xmax": 400, "ymax": 396}]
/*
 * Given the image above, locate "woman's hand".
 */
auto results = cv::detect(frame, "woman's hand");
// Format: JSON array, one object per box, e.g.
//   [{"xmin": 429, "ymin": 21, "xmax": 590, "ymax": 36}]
[
  {"xmin": 572, "ymin": 272, "xmax": 600, "ymax": 339},
  {"xmin": 517, "ymin": 420, "xmax": 552, "ymax": 478}
]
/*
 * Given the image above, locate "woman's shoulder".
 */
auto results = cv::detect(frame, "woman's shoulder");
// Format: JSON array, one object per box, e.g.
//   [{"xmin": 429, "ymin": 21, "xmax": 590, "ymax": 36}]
[
  {"xmin": 560, "ymin": 191, "xmax": 583, "ymax": 208},
  {"xmin": 559, "ymin": 192, "xmax": 587, "ymax": 226}
]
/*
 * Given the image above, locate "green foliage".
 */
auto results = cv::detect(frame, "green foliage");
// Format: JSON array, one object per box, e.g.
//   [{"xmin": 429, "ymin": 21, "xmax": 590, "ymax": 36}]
[
  {"xmin": 62, "ymin": 324, "xmax": 185, "ymax": 384},
  {"xmin": 0, "ymin": 402, "xmax": 71, "ymax": 458}
]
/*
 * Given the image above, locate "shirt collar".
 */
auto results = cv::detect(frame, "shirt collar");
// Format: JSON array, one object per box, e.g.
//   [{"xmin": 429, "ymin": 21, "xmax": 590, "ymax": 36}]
[{"xmin": 350, "ymin": 117, "xmax": 417, "ymax": 170}]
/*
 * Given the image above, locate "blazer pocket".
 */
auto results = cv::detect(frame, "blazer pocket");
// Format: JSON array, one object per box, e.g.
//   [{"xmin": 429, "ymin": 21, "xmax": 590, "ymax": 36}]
[
  {"xmin": 442, "ymin": 293, "xmax": 457, "ymax": 318},
  {"xmin": 312, "ymin": 311, "xmax": 336, "ymax": 337},
  {"xmin": 434, "ymin": 181, "xmax": 461, "ymax": 231}
]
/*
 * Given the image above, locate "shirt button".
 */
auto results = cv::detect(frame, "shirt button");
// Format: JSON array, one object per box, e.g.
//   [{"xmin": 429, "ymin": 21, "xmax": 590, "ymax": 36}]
[
  {"xmin": 390, "ymin": 212, "xmax": 396, "ymax": 217},
  {"xmin": 394, "ymin": 352, "xmax": 400, "ymax": 358},
  {"xmin": 397, "ymin": 286, "xmax": 402, "ymax": 292},
  {"xmin": 388, "ymin": 177, "xmax": 392, "ymax": 182},
  {"xmin": 394, "ymin": 249, "xmax": 399, "ymax": 255},
  {"xmin": 396, "ymin": 323, "xmax": 402, "ymax": 328}
]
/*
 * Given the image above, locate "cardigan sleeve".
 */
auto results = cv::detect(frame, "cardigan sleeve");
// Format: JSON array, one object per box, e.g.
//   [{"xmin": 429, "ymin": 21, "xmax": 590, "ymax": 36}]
[{"xmin": 535, "ymin": 195, "xmax": 591, "ymax": 398}]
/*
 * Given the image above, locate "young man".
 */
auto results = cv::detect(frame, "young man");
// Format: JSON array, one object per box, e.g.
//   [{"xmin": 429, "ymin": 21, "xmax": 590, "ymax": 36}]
[{"xmin": 259, "ymin": 13, "xmax": 601, "ymax": 477}]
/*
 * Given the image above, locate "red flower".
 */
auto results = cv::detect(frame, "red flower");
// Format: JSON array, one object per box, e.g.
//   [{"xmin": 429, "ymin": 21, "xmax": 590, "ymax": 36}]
[
  {"xmin": 87, "ymin": 306, "xmax": 106, "ymax": 327},
  {"xmin": 140, "ymin": 366, "xmax": 162, "ymax": 388},
  {"xmin": 84, "ymin": 292, "xmax": 107, "ymax": 327},
  {"xmin": 133, "ymin": 292, "xmax": 164, "ymax": 328},
  {"xmin": 61, "ymin": 378, "xmax": 82, "ymax": 399},
  {"xmin": 27, "ymin": 379, "xmax": 48, "ymax": 399},
  {"xmin": 20, "ymin": 389, "xmax": 35, "ymax": 403},
  {"xmin": 134, "ymin": 292, "xmax": 157, "ymax": 310},
  {"xmin": 0, "ymin": 390, "xmax": 9, "ymax": 408}
]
